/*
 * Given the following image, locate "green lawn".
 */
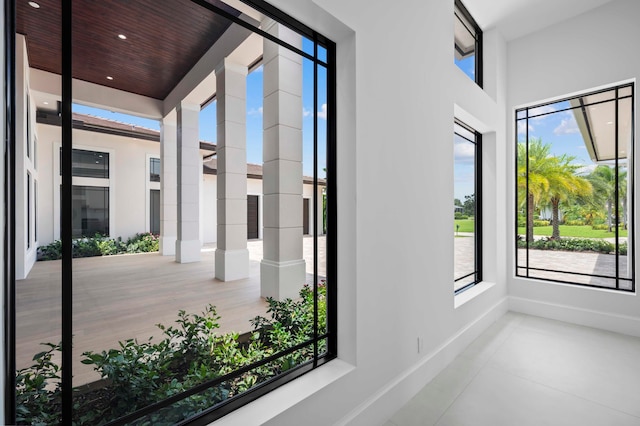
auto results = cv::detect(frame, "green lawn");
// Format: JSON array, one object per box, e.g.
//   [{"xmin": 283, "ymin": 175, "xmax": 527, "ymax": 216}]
[
  {"xmin": 454, "ymin": 219, "xmax": 475, "ymax": 233},
  {"xmin": 516, "ymin": 225, "xmax": 627, "ymax": 239}
]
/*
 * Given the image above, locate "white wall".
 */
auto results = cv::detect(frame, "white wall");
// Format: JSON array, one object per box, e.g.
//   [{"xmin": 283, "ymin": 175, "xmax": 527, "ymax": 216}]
[
  {"xmin": 15, "ymin": 35, "xmax": 37, "ymax": 280},
  {"xmin": 507, "ymin": 0, "xmax": 640, "ymax": 336},
  {"xmin": 213, "ymin": 0, "xmax": 510, "ymax": 425}
]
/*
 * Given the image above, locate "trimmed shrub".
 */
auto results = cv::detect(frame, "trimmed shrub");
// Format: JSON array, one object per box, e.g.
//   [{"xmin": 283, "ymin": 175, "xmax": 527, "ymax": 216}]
[
  {"xmin": 37, "ymin": 233, "xmax": 159, "ymax": 261},
  {"xmin": 517, "ymin": 237, "xmax": 615, "ymax": 254},
  {"xmin": 454, "ymin": 213, "xmax": 469, "ymax": 220},
  {"xmin": 533, "ymin": 220, "xmax": 550, "ymax": 227},
  {"xmin": 564, "ymin": 220, "xmax": 585, "ymax": 226}
]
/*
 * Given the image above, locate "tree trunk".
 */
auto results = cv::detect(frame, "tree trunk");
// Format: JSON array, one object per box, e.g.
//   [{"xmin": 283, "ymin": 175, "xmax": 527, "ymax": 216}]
[
  {"xmin": 551, "ymin": 198, "xmax": 560, "ymax": 239},
  {"xmin": 527, "ymin": 193, "xmax": 535, "ymax": 243},
  {"xmin": 607, "ymin": 200, "xmax": 612, "ymax": 232}
]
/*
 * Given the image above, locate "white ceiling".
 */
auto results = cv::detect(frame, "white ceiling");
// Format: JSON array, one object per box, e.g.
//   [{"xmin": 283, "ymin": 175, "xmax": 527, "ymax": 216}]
[{"xmin": 462, "ymin": 0, "xmax": 616, "ymax": 41}]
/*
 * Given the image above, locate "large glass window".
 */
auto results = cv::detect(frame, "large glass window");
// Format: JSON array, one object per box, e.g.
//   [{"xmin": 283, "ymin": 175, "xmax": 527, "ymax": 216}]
[
  {"xmin": 27, "ymin": 172, "xmax": 31, "ymax": 248},
  {"xmin": 72, "ymin": 186, "xmax": 109, "ymax": 238},
  {"xmin": 12, "ymin": 1, "xmax": 336, "ymax": 425},
  {"xmin": 454, "ymin": 120, "xmax": 482, "ymax": 292},
  {"xmin": 454, "ymin": 0, "xmax": 482, "ymax": 86},
  {"xmin": 516, "ymin": 83, "xmax": 634, "ymax": 291}
]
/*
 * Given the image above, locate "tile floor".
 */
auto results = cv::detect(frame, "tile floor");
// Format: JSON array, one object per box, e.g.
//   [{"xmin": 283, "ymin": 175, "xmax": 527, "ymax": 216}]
[{"xmin": 385, "ymin": 312, "xmax": 640, "ymax": 426}]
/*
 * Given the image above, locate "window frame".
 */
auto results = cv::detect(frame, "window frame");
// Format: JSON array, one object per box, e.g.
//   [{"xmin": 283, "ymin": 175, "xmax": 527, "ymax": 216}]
[
  {"xmin": 454, "ymin": 119, "xmax": 483, "ymax": 294},
  {"xmin": 454, "ymin": 0, "xmax": 483, "ymax": 88},
  {"xmin": 4, "ymin": 0, "xmax": 338, "ymax": 425},
  {"xmin": 514, "ymin": 82, "xmax": 635, "ymax": 292}
]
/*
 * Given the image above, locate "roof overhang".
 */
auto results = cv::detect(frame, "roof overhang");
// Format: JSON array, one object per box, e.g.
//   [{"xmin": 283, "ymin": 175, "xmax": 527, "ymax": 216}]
[{"xmin": 571, "ymin": 86, "xmax": 633, "ymax": 163}]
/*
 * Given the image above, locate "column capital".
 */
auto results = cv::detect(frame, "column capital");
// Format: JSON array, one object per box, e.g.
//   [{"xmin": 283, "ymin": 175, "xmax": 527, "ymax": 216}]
[{"xmin": 214, "ymin": 58, "xmax": 248, "ymax": 77}]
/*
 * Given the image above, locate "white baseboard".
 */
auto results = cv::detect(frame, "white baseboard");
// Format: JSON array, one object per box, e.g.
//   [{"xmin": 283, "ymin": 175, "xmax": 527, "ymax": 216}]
[
  {"xmin": 337, "ymin": 297, "xmax": 509, "ymax": 426},
  {"xmin": 508, "ymin": 296, "xmax": 640, "ymax": 338}
]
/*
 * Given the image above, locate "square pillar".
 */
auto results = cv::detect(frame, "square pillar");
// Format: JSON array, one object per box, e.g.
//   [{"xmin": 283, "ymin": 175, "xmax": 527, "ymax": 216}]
[
  {"xmin": 260, "ymin": 20, "xmax": 306, "ymax": 300},
  {"xmin": 214, "ymin": 59, "xmax": 250, "ymax": 281},
  {"xmin": 175, "ymin": 102, "xmax": 201, "ymax": 263},
  {"xmin": 159, "ymin": 113, "xmax": 177, "ymax": 256}
]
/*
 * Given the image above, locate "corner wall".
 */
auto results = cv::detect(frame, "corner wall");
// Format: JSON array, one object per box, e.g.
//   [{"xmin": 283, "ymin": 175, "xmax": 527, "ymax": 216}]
[
  {"xmin": 507, "ymin": 0, "xmax": 640, "ymax": 336},
  {"xmin": 212, "ymin": 0, "xmax": 510, "ymax": 425}
]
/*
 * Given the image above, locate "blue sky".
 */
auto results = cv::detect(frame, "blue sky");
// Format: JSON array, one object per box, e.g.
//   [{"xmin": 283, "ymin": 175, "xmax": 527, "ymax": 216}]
[{"xmin": 73, "ymin": 39, "xmax": 327, "ymax": 179}]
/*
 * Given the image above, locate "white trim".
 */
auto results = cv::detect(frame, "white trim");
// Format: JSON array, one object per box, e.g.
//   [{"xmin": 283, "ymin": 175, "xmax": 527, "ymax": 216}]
[
  {"xmin": 454, "ymin": 281, "xmax": 495, "ymax": 308},
  {"xmin": 508, "ymin": 295, "xmax": 640, "ymax": 338},
  {"xmin": 334, "ymin": 298, "xmax": 508, "ymax": 426}
]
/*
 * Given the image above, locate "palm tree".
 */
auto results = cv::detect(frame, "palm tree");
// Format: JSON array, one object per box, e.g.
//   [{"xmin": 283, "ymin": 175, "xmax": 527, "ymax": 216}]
[
  {"xmin": 518, "ymin": 139, "xmax": 592, "ymax": 241},
  {"xmin": 587, "ymin": 165, "xmax": 627, "ymax": 232},
  {"xmin": 544, "ymin": 155, "xmax": 592, "ymax": 239},
  {"xmin": 517, "ymin": 139, "xmax": 552, "ymax": 242}
]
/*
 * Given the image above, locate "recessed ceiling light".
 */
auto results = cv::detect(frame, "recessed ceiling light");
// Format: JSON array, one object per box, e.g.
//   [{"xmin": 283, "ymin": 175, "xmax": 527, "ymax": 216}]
[
  {"xmin": 43, "ymin": 101, "xmax": 49, "ymax": 105},
  {"xmin": 28, "ymin": 1, "xmax": 40, "ymax": 8},
  {"xmin": 607, "ymin": 121, "xmax": 614, "ymax": 125},
  {"xmin": 118, "ymin": 34, "xmax": 127, "ymax": 40},
  {"xmin": 106, "ymin": 76, "xmax": 114, "ymax": 80}
]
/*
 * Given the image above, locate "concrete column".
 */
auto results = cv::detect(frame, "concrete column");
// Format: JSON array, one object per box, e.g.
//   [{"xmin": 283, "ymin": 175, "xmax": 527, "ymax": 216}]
[
  {"xmin": 260, "ymin": 20, "xmax": 306, "ymax": 300},
  {"xmin": 159, "ymin": 112, "xmax": 177, "ymax": 256},
  {"xmin": 214, "ymin": 59, "xmax": 250, "ymax": 281},
  {"xmin": 175, "ymin": 102, "xmax": 201, "ymax": 263}
]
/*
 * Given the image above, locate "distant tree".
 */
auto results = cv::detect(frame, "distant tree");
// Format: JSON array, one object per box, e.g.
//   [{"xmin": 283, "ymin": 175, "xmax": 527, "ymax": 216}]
[
  {"xmin": 587, "ymin": 166, "xmax": 627, "ymax": 232},
  {"xmin": 454, "ymin": 198, "xmax": 462, "ymax": 207},
  {"xmin": 462, "ymin": 194, "xmax": 475, "ymax": 216}
]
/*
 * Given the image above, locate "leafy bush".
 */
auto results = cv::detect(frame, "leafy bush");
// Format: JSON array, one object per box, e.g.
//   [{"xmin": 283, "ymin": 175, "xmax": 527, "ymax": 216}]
[
  {"xmin": 564, "ymin": 220, "xmax": 585, "ymax": 226},
  {"xmin": 15, "ymin": 343, "xmax": 62, "ymax": 425},
  {"xmin": 591, "ymin": 224, "xmax": 609, "ymax": 230},
  {"xmin": 533, "ymin": 220, "xmax": 550, "ymax": 227},
  {"xmin": 517, "ymin": 237, "xmax": 615, "ymax": 253},
  {"xmin": 454, "ymin": 213, "xmax": 469, "ymax": 220},
  {"xmin": 14, "ymin": 283, "xmax": 327, "ymax": 424},
  {"xmin": 37, "ymin": 233, "xmax": 159, "ymax": 261}
]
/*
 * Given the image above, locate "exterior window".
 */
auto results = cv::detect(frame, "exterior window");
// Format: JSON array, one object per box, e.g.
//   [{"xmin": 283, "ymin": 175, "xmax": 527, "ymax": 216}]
[
  {"xmin": 59, "ymin": 148, "xmax": 110, "ymax": 178},
  {"xmin": 454, "ymin": 0, "xmax": 482, "ymax": 87},
  {"xmin": 12, "ymin": 1, "xmax": 336, "ymax": 425},
  {"xmin": 516, "ymin": 83, "xmax": 634, "ymax": 291},
  {"xmin": 34, "ymin": 180, "xmax": 38, "ymax": 242},
  {"xmin": 150, "ymin": 157, "xmax": 160, "ymax": 182},
  {"xmin": 27, "ymin": 172, "xmax": 31, "ymax": 248},
  {"xmin": 72, "ymin": 186, "xmax": 109, "ymax": 237},
  {"xmin": 454, "ymin": 120, "xmax": 482, "ymax": 292}
]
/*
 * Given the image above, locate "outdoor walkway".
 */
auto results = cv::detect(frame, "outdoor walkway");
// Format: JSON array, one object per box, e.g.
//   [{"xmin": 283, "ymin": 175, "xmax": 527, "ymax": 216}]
[
  {"xmin": 16, "ymin": 236, "xmax": 326, "ymax": 386},
  {"xmin": 456, "ymin": 235, "xmax": 630, "ymax": 290}
]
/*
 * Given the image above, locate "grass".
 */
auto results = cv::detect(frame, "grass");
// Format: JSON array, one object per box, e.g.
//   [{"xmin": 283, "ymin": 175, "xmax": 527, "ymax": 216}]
[
  {"xmin": 516, "ymin": 225, "xmax": 627, "ymax": 239},
  {"xmin": 454, "ymin": 219, "xmax": 475, "ymax": 233}
]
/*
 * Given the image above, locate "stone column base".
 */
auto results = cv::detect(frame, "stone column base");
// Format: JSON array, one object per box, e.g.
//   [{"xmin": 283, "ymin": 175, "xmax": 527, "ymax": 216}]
[
  {"xmin": 159, "ymin": 236, "xmax": 176, "ymax": 256},
  {"xmin": 175, "ymin": 239, "xmax": 201, "ymax": 263},
  {"xmin": 215, "ymin": 248, "xmax": 250, "ymax": 281},
  {"xmin": 260, "ymin": 259, "xmax": 306, "ymax": 300}
]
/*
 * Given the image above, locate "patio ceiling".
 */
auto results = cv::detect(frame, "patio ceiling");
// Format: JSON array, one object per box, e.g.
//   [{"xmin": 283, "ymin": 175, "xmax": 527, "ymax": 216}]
[
  {"xmin": 17, "ymin": 0, "xmax": 249, "ymax": 100},
  {"xmin": 571, "ymin": 86, "xmax": 633, "ymax": 163}
]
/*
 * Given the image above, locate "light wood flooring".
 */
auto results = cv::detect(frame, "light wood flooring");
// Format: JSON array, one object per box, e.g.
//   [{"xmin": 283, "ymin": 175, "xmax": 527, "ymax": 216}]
[{"xmin": 16, "ymin": 236, "xmax": 325, "ymax": 386}]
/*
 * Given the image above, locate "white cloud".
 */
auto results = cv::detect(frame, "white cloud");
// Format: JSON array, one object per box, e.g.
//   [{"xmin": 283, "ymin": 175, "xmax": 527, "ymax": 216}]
[
  {"xmin": 553, "ymin": 116, "xmax": 579, "ymax": 135},
  {"xmin": 318, "ymin": 103, "xmax": 327, "ymax": 120},
  {"xmin": 517, "ymin": 120, "xmax": 533, "ymax": 135},
  {"xmin": 302, "ymin": 104, "xmax": 327, "ymax": 120},
  {"xmin": 454, "ymin": 140, "xmax": 475, "ymax": 163},
  {"xmin": 576, "ymin": 164, "xmax": 596, "ymax": 175},
  {"xmin": 529, "ymin": 105, "xmax": 556, "ymax": 121},
  {"xmin": 248, "ymin": 106, "xmax": 263, "ymax": 116}
]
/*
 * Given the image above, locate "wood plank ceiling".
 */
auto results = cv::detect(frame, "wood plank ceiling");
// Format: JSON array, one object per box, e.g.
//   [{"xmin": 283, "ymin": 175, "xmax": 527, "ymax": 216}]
[{"xmin": 16, "ymin": 0, "xmax": 242, "ymax": 100}]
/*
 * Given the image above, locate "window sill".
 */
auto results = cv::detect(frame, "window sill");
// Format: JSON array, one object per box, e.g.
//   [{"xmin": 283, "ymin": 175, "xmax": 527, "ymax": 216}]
[
  {"xmin": 210, "ymin": 359, "xmax": 355, "ymax": 425},
  {"xmin": 454, "ymin": 281, "xmax": 495, "ymax": 309}
]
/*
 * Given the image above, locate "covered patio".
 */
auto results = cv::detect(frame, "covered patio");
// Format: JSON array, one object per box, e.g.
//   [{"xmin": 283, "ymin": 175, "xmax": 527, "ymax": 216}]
[{"xmin": 16, "ymin": 236, "xmax": 326, "ymax": 386}]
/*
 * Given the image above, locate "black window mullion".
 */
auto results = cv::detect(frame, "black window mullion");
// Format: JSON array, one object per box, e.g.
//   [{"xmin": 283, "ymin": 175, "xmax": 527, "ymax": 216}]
[{"xmin": 61, "ymin": 0, "xmax": 73, "ymax": 422}]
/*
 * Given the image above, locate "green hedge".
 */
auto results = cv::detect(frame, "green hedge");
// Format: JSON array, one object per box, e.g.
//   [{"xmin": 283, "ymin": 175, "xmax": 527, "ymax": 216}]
[
  {"xmin": 518, "ymin": 237, "xmax": 627, "ymax": 255},
  {"xmin": 16, "ymin": 283, "xmax": 327, "ymax": 425},
  {"xmin": 37, "ymin": 233, "xmax": 159, "ymax": 261}
]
